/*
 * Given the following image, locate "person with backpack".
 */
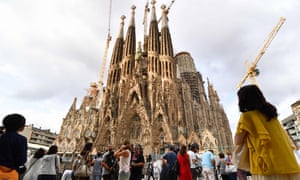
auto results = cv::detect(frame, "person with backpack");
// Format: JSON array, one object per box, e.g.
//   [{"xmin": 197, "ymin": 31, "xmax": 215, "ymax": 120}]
[{"xmin": 102, "ymin": 145, "xmax": 116, "ymax": 180}]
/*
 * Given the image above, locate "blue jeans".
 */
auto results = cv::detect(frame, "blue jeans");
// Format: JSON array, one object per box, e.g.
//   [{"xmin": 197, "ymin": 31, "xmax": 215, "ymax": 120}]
[
  {"xmin": 118, "ymin": 171, "xmax": 130, "ymax": 180},
  {"xmin": 92, "ymin": 175, "xmax": 102, "ymax": 180}
]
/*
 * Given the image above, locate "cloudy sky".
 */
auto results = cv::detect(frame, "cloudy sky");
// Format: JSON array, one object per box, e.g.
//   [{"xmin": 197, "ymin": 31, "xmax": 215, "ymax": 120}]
[{"xmin": 1, "ymin": 0, "xmax": 299, "ymax": 134}]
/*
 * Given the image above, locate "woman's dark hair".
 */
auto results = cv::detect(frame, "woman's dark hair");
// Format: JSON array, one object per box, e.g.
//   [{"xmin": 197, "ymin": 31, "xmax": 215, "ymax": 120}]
[
  {"xmin": 122, "ymin": 140, "xmax": 131, "ymax": 150},
  {"xmin": 134, "ymin": 144, "xmax": 143, "ymax": 153},
  {"xmin": 179, "ymin": 145, "xmax": 187, "ymax": 156},
  {"xmin": 2, "ymin": 113, "xmax": 26, "ymax": 132},
  {"xmin": 218, "ymin": 152, "xmax": 225, "ymax": 158},
  {"xmin": 81, "ymin": 142, "xmax": 93, "ymax": 156},
  {"xmin": 238, "ymin": 85, "xmax": 278, "ymax": 121},
  {"xmin": 34, "ymin": 148, "xmax": 45, "ymax": 159},
  {"xmin": 47, "ymin": 145, "xmax": 58, "ymax": 155}
]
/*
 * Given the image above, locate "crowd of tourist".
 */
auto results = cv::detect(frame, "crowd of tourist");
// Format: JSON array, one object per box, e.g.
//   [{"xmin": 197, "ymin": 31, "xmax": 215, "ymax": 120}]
[{"xmin": 1, "ymin": 85, "xmax": 300, "ymax": 180}]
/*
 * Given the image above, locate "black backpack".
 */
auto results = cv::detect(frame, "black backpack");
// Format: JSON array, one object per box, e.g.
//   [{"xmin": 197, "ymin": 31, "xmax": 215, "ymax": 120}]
[
  {"xmin": 105, "ymin": 151, "xmax": 115, "ymax": 168},
  {"xmin": 170, "ymin": 159, "xmax": 180, "ymax": 175}
]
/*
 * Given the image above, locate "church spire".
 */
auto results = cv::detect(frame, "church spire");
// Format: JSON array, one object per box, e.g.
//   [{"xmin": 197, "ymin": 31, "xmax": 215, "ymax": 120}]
[
  {"xmin": 122, "ymin": 5, "xmax": 136, "ymax": 77},
  {"xmin": 159, "ymin": 4, "xmax": 175, "ymax": 79},
  {"xmin": 148, "ymin": 0, "xmax": 160, "ymax": 53},
  {"xmin": 147, "ymin": 0, "xmax": 160, "ymax": 77},
  {"xmin": 150, "ymin": 0, "xmax": 157, "ymax": 22},
  {"xmin": 117, "ymin": 15, "xmax": 126, "ymax": 39},
  {"xmin": 160, "ymin": 4, "xmax": 173, "ymax": 57},
  {"xmin": 107, "ymin": 16, "xmax": 125, "ymax": 86}
]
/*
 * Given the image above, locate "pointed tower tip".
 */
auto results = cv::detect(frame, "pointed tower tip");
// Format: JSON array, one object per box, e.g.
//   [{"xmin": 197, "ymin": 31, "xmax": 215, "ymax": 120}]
[
  {"xmin": 129, "ymin": 5, "xmax": 136, "ymax": 27},
  {"xmin": 150, "ymin": 0, "xmax": 157, "ymax": 21},
  {"xmin": 121, "ymin": 15, "xmax": 126, "ymax": 21},
  {"xmin": 151, "ymin": 0, "xmax": 156, "ymax": 6},
  {"xmin": 206, "ymin": 77, "xmax": 210, "ymax": 84},
  {"xmin": 117, "ymin": 15, "xmax": 126, "ymax": 38},
  {"xmin": 131, "ymin": 5, "xmax": 136, "ymax": 11},
  {"xmin": 160, "ymin": 4, "xmax": 169, "ymax": 28}
]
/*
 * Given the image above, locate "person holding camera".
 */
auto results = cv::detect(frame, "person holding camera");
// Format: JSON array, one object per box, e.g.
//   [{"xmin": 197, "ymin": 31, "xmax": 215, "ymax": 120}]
[{"xmin": 114, "ymin": 140, "xmax": 131, "ymax": 180}]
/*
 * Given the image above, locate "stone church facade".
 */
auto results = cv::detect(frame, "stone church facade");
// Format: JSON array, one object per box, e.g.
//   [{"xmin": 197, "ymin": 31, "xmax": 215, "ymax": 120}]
[{"xmin": 54, "ymin": 2, "xmax": 233, "ymax": 155}]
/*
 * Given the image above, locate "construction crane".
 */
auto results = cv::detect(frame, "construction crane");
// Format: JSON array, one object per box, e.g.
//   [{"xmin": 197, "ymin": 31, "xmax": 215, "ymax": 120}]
[
  {"xmin": 143, "ymin": 0, "xmax": 150, "ymax": 37},
  {"xmin": 98, "ymin": 0, "xmax": 112, "ymax": 87},
  {"xmin": 97, "ymin": 0, "xmax": 112, "ymax": 107},
  {"xmin": 157, "ymin": 0, "xmax": 176, "ymax": 23},
  {"xmin": 237, "ymin": 16, "xmax": 286, "ymax": 89}
]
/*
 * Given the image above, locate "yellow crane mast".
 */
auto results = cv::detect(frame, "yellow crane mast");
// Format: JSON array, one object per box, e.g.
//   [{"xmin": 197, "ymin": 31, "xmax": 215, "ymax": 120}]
[
  {"xmin": 143, "ymin": 0, "xmax": 150, "ymax": 38},
  {"xmin": 98, "ymin": 0, "xmax": 112, "ymax": 87},
  {"xmin": 237, "ymin": 16, "xmax": 286, "ymax": 89},
  {"xmin": 97, "ymin": 0, "xmax": 112, "ymax": 107}
]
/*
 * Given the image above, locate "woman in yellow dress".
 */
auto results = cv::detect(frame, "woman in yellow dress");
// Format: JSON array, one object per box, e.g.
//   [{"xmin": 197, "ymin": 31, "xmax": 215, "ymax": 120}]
[{"xmin": 235, "ymin": 85, "xmax": 300, "ymax": 180}]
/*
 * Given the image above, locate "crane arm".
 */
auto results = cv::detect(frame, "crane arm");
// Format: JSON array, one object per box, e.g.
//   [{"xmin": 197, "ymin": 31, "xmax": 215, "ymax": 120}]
[
  {"xmin": 252, "ymin": 16, "xmax": 286, "ymax": 67},
  {"xmin": 237, "ymin": 17, "xmax": 286, "ymax": 88},
  {"xmin": 158, "ymin": 0, "xmax": 176, "ymax": 23}
]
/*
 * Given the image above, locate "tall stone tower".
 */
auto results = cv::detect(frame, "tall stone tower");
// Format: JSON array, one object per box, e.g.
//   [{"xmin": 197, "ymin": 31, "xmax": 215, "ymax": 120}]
[{"xmin": 55, "ymin": 1, "xmax": 233, "ymax": 155}]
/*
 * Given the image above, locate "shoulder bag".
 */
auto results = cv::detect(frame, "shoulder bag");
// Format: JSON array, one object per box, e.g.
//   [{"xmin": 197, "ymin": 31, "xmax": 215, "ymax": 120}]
[
  {"xmin": 233, "ymin": 142, "xmax": 250, "ymax": 171},
  {"xmin": 74, "ymin": 154, "xmax": 91, "ymax": 177}
]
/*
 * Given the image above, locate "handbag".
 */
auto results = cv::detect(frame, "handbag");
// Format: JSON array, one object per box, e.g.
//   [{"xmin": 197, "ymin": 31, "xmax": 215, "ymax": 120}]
[
  {"xmin": 233, "ymin": 142, "xmax": 250, "ymax": 171},
  {"xmin": 74, "ymin": 163, "xmax": 91, "ymax": 177},
  {"xmin": 225, "ymin": 164, "xmax": 236, "ymax": 173},
  {"xmin": 74, "ymin": 153, "xmax": 91, "ymax": 177}
]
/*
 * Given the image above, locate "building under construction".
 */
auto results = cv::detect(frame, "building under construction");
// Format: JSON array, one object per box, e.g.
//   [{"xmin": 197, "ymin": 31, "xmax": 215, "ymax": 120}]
[{"xmin": 54, "ymin": 0, "xmax": 233, "ymax": 156}]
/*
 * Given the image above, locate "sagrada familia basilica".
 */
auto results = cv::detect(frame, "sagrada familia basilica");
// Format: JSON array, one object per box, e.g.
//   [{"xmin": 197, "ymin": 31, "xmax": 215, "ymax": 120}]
[{"xmin": 54, "ymin": 1, "xmax": 233, "ymax": 155}]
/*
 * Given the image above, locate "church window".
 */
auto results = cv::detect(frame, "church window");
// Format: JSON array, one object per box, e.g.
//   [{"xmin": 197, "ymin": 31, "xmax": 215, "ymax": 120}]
[
  {"xmin": 127, "ymin": 61, "xmax": 130, "ymax": 74},
  {"xmin": 151, "ymin": 57, "xmax": 154, "ymax": 72},
  {"xmin": 170, "ymin": 63, "xmax": 172, "ymax": 78},
  {"xmin": 112, "ymin": 70, "xmax": 116, "ymax": 83},
  {"xmin": 105, "ymin": 130, "xmax": 111, "ymax": 144},
  {"xmin": 117, "ymin": 68, "xmax": 121, "ymax": 81},
  {"xmin": 157, "ymin": 114, "xmax": 163, "ymax": 122},
  {"xmin": 159, "ymin": 61, "xmax": 162, "ymax": 75},
  {"xmin": 155, "ymin": 58, "xmax": 158, "ymax": 73},
  {"xmin": 131, "ymin": 91, "xmax": 139, "ymax": 103},
  {"xmin": 130, "ymin": 114, "xmax": 141, "ymax": 139},
  {"xmin": 166, "ymin": 62, "xmax": 169, "ymax": 78}
]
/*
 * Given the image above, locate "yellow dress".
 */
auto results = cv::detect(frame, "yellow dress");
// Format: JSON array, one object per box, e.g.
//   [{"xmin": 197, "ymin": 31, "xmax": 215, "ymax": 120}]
[{"xmin": 236, "ymin": 110, "xmax": 300, "ymax": 179}]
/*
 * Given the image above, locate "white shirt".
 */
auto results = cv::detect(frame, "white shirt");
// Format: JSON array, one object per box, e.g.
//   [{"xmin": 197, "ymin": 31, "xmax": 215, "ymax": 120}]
[
  {"xmin": 23, "ymin": 157, "xmax": 43, "ymax": 180},
  {"xmin": 38, "ymin": 154, "xmax": 60, "ymax": 175},
  {"xmin": 119, "ymin": 149, "xmax": 131, "ymax": 173},
  {"xmin": 187, "ymin": 150, "xmax": 196, "ymax": 168}
]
